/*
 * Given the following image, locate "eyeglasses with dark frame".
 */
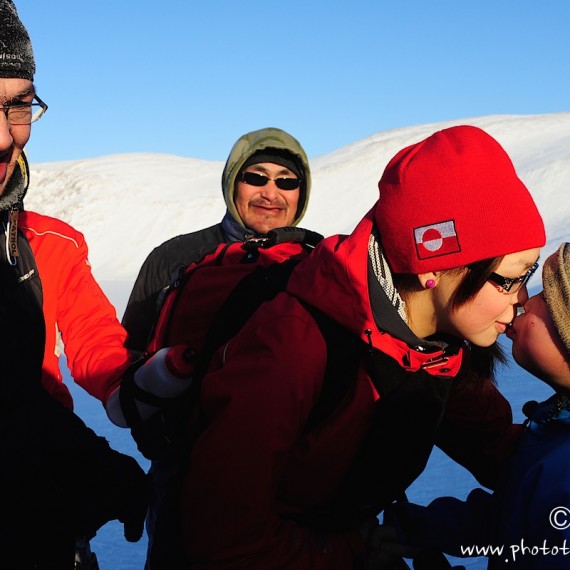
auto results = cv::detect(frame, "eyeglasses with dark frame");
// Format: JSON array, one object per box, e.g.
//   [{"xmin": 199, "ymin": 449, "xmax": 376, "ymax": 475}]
[
  {"xmin": 488, "ymin": 261, "xmax": 539, "ymax": 294},
  {"xmin": 1, "ymin": 94, "xmax": 48, "ymax": 126},
  {"xmin": 238, "ymin": 171, "xmax": 301, "ymax": 191}
]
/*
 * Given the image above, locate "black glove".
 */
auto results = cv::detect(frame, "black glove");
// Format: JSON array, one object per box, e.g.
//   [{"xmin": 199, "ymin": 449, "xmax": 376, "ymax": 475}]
[
  {"xmin": 115, "ymin": 454, "xmax": 150, "ymax": 542},
  {"xmin": 71, "ymin": 444, "xmax": 149, "ymax": 543},
  {"xmin": 4, "ymin": 386, "xmax": 149, "ymax": 543}
]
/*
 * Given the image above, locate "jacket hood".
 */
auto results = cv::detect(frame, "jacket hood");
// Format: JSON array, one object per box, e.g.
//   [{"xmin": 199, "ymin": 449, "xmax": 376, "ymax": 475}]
[
  {"xmin": 287, "ymin": 202, "xmax": 464, "ymax": 374},
  {"xmin": 287, "ymin": 205, "xmax": 378, "ymax": 340},
  {"xmin": 221, "ymin": 127, "xmax": 311, "ymax": 230}
]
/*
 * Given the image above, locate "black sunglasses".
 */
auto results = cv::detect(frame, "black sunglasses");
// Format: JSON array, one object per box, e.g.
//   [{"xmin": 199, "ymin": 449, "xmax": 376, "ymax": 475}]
[
  {"xmin": 488, "ymin": 261, "xmax": 539, "ymax": 294},
  {"xmin": 239, "ymin": 171, "xmax": 301, "ymax": 191}
]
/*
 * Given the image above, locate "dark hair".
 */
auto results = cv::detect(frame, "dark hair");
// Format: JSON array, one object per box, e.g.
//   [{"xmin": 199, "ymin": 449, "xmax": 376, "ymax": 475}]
[
  {"xmin": 393, "ymin": 256, "xmax": 507, "ymax": 381},
  {"xmin": 466, "ymin": 341, "xmax": 506, "ymax": 384},
  {"xmin": 393, "ymin": 256, "xmax": 503, "ymax": 309},
  {"xmin": 450, "ymin": 257, "xmax": 502, "ymax": 309},
  {"xmin": 453, "ymin": 257, "xmax": 508, "ymax": 380}
]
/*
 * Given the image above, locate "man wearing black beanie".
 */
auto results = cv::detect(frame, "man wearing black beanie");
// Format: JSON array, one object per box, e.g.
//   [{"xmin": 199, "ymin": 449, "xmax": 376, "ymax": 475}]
[{"xmin": 0, "ymin": 1, "xmax": 148, "ymax": 567}]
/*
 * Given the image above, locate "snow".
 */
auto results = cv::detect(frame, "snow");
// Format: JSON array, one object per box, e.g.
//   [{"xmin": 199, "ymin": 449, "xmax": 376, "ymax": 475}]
[{"xmin": 27, "ymin": 113, "xmax": 570, "ymax": 569}]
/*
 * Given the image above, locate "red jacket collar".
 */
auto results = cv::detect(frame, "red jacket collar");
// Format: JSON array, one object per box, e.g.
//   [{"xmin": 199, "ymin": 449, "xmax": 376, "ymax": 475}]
[{"xmin": 288, "ymin": 206, "xmax": 463, "ymax": 378}]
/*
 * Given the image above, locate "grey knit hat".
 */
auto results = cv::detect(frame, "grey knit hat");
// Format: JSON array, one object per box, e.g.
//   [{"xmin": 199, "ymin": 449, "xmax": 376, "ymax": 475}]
[
  {"xmin": 0, "ymin": 1, "xmax": 35, "ymax": 80},
  {"xmin": 542, "ymin": 243, "xmax": 570, "ymax": 356}
]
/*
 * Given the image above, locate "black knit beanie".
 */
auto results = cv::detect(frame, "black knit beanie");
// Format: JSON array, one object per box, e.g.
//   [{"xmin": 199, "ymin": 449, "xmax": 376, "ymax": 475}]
[
  {"xmin": 240, "ymin": 148, "xmax": 303, "ymax": 179},
  {"xmin": 0, "ymin": 1, "xmax": 35, "ymax": 80}
]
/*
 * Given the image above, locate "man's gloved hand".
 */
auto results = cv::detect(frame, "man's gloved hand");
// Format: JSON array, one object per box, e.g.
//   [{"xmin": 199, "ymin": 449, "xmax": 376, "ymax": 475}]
[
  {"xmin": 75, "ymin": 448, "xmax": 149, "ymax": 543},
  {"xmin": 5, "ymin": 383, "xmax": 150, "ymax": 544},
  {"xmin": 50, "ymin": 420, "xmax": 150, "ymax": 543},
  {"xmin": 116, "ymin": 454, "xmax": 149, "ymax": 542},
  {"xmin": 361, "ymin": 520, "xmax": 462, "ymax": 570},
  {"xmin": 358, "ymin": 519, "xmax": 417, "ymax": 570}
]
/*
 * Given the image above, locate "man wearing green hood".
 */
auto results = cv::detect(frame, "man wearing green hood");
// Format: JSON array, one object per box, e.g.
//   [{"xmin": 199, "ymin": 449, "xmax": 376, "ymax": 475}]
[
  {"xmin": 121, "ymin": 127, "xmax": 312, "ymax": 569},
  {"xmin": 122, "ymin": 127, "xmax": 311, "ymax": 354}
]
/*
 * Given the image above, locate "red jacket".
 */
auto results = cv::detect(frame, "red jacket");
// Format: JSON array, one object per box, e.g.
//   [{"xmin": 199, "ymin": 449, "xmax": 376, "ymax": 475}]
[
  {"xmin": 181, "ymin": 207, "xmax": 519, "ymax": 568},
  {"xmin": 19, "ymin": 210, "xmax": 131, "ymax": 409}
]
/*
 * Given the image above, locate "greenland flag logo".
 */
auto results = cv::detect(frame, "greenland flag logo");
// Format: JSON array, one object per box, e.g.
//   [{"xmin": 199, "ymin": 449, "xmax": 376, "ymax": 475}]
[{"xmin": 414, "ymin": 220, "xmax": 460, "ymax": 259}]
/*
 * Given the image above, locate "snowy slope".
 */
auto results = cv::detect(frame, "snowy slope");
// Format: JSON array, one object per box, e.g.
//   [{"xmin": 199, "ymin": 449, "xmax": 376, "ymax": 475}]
[
  {"xmin": 26, "ymin": 113, "xmax": 570, "ymax": 569},
  {"xmin": 27, "ymin": 113, "xmax": 570, "ymax": 285}
]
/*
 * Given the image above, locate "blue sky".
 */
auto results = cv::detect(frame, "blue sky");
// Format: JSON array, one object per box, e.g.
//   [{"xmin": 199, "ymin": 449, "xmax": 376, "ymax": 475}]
[{"xmin": 18, "ymin": 0, "xmax": 570, "ymax": 164}]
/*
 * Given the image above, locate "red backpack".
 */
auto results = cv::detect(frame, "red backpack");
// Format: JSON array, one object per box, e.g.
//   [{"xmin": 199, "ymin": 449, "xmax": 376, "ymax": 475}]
[
  {"xmin": 122, "ymin": 227, "xmax": 455, "ymax": 570},
  {"xmin": 147, "ymin": 226, "xmax": 322, "ymax": 361},
  {"xmin": 121, "ymin": 227, "xmax": 328, "ymax": 460}
]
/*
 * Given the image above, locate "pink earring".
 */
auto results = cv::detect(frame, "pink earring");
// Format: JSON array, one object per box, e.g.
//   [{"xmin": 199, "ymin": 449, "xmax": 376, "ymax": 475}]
[{"xmin": 425, "ymin": 279, "xmax": 436, "ymax": 289}]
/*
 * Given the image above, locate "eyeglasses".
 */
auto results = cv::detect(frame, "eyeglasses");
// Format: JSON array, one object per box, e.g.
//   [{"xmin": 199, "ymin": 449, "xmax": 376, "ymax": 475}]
[
  {"xmin": 488, "ymin": 261, "xmax": 539, "ymax": 294},
  {"xmin": 238, "ymin": 171, "xmax": 301, "ymax": 191},
  {"xmin": 1, "ymin": 95, "xmax": 48, "ymax": 126}
]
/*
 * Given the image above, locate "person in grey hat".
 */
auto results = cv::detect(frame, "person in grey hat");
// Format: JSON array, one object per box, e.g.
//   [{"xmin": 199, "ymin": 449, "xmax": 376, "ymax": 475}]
[
  {"xmin": 510, "ymin": 242, "xmax": 570, "ymax": 376},
  {"xmin": 119, "ymin": 126, "xmax": 313, "ymax": 569},
  {"xmin": 0, "ymin": 1, "xmax": 148, "ymax": 567},
  {"xmin": 378, "ymin": 242, "xmax": 570, "ymax": 569}
]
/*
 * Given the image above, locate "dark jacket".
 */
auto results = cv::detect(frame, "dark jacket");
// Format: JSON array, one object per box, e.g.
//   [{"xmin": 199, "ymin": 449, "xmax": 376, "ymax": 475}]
[
  {"xmin": 122, "ymin": 223, "xmax": 226, "ymax": 352},
  {"xmin": 388, "ymin": 394, "xmax": 570, "ymax": 569},
  {"xmin": 0, "ymin": 259, "xmax": 148, "ymax": 567}
]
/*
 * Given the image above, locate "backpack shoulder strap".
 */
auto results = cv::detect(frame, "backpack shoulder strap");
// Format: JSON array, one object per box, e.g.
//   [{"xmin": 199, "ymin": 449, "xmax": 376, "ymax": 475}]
[
  {"xmin": 191, "ymin": 229, "xmax": 323, "ymax": 379},
  {"xmin": 302, "ymin": 305, "xmax": 363, "ymax": 434},
  {"xmin": 192, "ymin": 257, "xmax": 301, "ymax": 380},
  {"xmin": 264, "ymin": 227, "xmax": 323, "ymax": 249}
]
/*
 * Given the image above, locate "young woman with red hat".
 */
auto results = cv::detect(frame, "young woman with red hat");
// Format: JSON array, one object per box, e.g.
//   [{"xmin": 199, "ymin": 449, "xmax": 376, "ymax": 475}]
[{"xmin": 179, "ymin": 125, "xmax": 545, "ymax": 569}]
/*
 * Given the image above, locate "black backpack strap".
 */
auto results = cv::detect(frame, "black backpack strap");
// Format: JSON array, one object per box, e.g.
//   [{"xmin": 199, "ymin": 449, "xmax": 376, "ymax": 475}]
[
  {"xmin": 264, "ymin": 227, "xmax": 323, "ymax": 249},
  {"xmin": 197, "ymin": 290, "xmax": 361, "ymax": 435},
  {"xmin": 192, "ymin": 256, "xmax": 302, "ymax": 380},
  {"xmin": 302, "ymin": 305, "xmax": 362, "ymax": 434}
]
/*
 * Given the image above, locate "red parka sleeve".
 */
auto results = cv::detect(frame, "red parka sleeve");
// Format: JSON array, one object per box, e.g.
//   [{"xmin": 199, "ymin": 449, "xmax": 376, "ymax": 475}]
[
  {"xmin": 21, "ymin": 212, "xmax": 132, "ymax": 406},
  {"xmin": 54, "ymin": 226, "xmax": 132, "ymax": 403}
]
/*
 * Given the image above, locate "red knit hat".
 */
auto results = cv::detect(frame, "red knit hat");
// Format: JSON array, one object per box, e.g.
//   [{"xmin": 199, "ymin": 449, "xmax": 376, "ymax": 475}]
[{"xmin": 375, "ymin": 125, "xmax": 545, "ymax": 274}]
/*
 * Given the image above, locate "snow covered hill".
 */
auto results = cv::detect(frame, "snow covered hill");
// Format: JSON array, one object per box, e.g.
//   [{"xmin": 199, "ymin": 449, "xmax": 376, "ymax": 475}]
[{"xmin": 26, "ymin": 112, "xmax": 570, "ymax": 289}]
